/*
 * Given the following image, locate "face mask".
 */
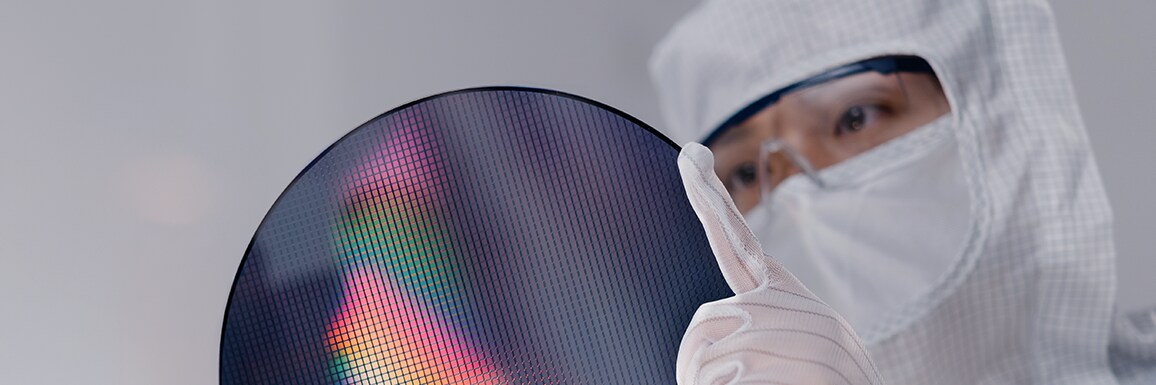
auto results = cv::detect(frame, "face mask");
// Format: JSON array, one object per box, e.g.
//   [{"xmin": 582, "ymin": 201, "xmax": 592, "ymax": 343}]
[{"xmin": 744, "ymin": 115, "xmax": 972, "ymax": 335}]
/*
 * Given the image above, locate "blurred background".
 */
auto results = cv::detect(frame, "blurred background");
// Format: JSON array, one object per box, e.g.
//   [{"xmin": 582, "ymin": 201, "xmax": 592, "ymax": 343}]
[{"xmin": 1, "ymin": 1, "xmax": 1152, "ymax": 384}]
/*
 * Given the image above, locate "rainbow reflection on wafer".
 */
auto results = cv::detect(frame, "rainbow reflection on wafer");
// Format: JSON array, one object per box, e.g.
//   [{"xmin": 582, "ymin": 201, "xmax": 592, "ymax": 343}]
[
  {"xmin": 327, "ymin": 268, "xmax": 505, "ymax": 384},
  {"xmin": 327, "ymin": 117, "xmax": 508, "ymax": 384}
]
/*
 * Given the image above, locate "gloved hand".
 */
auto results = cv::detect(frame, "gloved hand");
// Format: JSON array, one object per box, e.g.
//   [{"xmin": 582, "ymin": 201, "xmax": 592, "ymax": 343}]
[{"xmin": 675, "ymin": 143, "xmax": 884, "ymax": 385}]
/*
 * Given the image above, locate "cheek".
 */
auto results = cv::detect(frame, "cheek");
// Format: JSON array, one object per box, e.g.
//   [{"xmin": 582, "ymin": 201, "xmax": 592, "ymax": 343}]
[
  {"xmin": 856, "ymin": 112, "xmax": 922, "ymax": 152},
  {"xmin": 871, "ymin": 116, "xmax": 914, "ymax": 143},
  {"xmin": 884, "ymin": 102, "xmax": 948, "ymax": 142},
  {"xmin": 734, "ymin": 189, "xmax": 759, "ymax": 214},
  {"xmin": 902, "ymin": 75, "xmax": 951, "ymax": 120}
]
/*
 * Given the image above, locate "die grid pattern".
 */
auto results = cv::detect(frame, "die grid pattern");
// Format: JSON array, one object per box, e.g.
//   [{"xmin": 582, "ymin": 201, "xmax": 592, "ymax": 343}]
[{"xmin": 220, "ymin": 88, "xmax": 731, "ymax": 384}]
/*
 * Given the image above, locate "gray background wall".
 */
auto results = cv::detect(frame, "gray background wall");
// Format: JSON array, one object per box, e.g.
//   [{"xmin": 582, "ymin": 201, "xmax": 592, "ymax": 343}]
[{"xmin": 1, "ymin": 1, "xmax": 1151, "ymax": 384}]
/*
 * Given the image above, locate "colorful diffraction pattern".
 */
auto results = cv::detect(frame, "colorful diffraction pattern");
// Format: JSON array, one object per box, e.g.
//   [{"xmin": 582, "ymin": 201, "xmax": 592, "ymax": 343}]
[
  {"xmin": 327, "ymin": 268, "xmax": 505, "ymax": 384},
  {"xmin": 327, "ymin": 117, "xmax": 507, "ymax": 384}
]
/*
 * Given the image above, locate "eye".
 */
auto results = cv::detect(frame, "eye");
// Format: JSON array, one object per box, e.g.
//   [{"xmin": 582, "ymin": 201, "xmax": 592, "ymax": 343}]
[
  {"xmin": 835, "ymin": 105, "xmax": 873, "ymax": 135},
  {"xmin": 727, "ymin": 163, "xmax": 758, "ymax": 191}
]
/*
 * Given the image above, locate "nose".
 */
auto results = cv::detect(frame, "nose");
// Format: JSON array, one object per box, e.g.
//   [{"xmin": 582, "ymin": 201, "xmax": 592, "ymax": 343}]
[
  {"xmin": 760, "ymin": 149, "xmax": 804, "ymax": 194},
  {"xmin": 759, "ymin": 139, "xmax": 824, "ymax": 198}
]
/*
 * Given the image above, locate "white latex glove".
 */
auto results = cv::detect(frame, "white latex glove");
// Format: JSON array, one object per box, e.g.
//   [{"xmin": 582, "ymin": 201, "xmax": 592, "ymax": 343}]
[{"xmin": 676, "ymin": 143, "xmax": 884, "ymax": 385}]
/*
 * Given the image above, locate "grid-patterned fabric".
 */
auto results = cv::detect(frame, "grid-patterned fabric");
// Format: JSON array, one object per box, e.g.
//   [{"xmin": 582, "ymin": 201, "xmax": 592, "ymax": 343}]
[
  {"xmin": 219, "ymin": 88, "xmax": 732, "ymax": 384},
  {"xmin": 649, "ymin": 0, "xmax": 1150, "ymax": 384}
]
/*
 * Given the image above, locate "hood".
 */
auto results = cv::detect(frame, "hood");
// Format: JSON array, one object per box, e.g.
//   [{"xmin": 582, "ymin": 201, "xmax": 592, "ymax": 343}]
[{"xmin": 650, "ymin": 1, "xmax": 1119, "ymax": 383}]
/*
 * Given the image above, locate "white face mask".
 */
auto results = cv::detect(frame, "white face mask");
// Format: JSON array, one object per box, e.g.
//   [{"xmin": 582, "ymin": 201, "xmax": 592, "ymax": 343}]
[{"xmin": 744, "ymin": 115, "xmax": 972, "ymax": 335}]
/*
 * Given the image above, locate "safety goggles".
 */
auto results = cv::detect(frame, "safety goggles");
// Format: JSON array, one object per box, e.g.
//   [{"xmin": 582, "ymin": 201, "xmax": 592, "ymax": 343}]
[
  {"xmin": 704, "ymin": 56, "xmax": 935, "ymax": 147},
  {"xmin": 707, "ymin": 56, "xmax": 939, "ymax": 209}
]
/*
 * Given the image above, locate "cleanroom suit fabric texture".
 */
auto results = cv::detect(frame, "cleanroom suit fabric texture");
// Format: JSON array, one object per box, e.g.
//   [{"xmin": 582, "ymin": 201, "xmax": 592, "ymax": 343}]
[{"xmin": 650, "ymin": 0, "xmax": 1155, "ymax": 384}]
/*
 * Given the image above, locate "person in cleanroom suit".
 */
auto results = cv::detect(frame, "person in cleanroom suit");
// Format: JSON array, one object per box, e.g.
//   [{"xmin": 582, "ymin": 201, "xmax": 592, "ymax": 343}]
[{"xmin": 649, "ymin": 0, "xmax": 1156, "ymax": 383}]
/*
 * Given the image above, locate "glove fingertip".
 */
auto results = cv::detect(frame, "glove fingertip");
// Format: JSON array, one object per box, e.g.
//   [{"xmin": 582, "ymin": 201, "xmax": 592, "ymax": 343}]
[{"xmin": 676, "ymin": 143, "xmax": 769, "ymax": 294}]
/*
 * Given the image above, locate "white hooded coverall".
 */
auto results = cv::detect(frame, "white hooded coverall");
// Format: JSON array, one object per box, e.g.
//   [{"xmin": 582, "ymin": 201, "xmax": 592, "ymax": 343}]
[{"xmin": 650, "ymin": 0, "xmax": 1156, "ymax": 383}]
